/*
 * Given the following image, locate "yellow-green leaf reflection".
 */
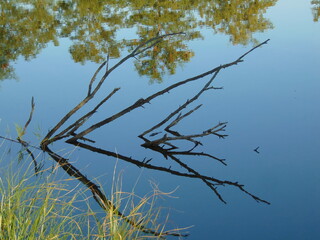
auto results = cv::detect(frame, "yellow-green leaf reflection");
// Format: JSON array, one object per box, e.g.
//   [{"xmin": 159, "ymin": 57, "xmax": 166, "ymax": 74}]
[
  {"xmin": 311, "ymin": 0, "xmax": 320, "ymax": 22},
  {"xmin": 0, "ymin": 0, "xmax": 278, "ymax": 82}
]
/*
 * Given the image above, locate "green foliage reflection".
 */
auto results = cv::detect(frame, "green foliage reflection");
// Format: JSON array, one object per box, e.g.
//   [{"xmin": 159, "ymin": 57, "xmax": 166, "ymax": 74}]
[
  {"xmin": 0, "ymin": 0, "xmax": 277, "ymax": 82},
  {"xmin": 311, "ymin": 0, "xmax": 320, "ymax": 22}
]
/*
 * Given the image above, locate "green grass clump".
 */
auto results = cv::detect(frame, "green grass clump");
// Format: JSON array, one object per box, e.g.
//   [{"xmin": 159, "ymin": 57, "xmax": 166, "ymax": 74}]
[
  {"xmin": 0, "ymin": 152, "xmax": 185, "ymax": 240},
  {"xmin": 0, "ymin": 163, "xmax": 84, "ymax": 239}
]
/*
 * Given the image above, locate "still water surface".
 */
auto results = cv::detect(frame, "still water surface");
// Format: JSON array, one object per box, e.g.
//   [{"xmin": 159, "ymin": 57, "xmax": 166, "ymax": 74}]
[{"xmin": 1, "ymin": 0, "xmax": 320, "ymax": 239}]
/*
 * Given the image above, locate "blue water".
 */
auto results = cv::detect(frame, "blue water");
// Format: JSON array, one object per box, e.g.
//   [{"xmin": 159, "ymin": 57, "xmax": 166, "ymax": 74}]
[{"xmin": 1, "ymin": 0, "xmax": 319, "ymax": 239}]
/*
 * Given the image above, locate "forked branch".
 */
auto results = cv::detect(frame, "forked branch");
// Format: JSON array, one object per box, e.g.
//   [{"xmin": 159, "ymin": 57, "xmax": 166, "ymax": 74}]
[{"xmin": 5, "ymin": 36, "xmax": 271, "ymax": 238}]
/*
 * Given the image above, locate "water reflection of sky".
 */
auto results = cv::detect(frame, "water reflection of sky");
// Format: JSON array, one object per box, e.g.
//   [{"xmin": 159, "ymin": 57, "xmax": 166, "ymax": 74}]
[{"xmin": 1, "ymin": 0, "xmax": 320, "ymax": 239}]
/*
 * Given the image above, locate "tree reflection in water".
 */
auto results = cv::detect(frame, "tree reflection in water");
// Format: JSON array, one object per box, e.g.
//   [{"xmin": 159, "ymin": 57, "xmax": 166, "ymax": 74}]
[
  {"xmin": 311, "ymin": 0, "xmax": 320, "ymax": 21},
  {"xmin": 0, "ymin": 0, "xmax": 277, "ymax": 82}
]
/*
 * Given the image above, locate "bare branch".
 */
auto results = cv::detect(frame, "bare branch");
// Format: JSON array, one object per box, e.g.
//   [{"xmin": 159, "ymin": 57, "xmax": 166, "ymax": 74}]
[
  {"xmin": 22, "ymin": 96, "xmax": 35, "ymax": 136},
  {"xmin": 87, "ymin": 61, "xmax": 107, "ymax": 96},
  {"xmin": 69, "ymin": 140, "xmax": 269, "ymax": 204},
  {"xmin": 51, "ymin": 88, "xmax": 120, "ymax": 142},
  {"xmin": 2, "ymin": 35, "xmax": 272, "ymax": 239},
  {"xmin": 237, "ymin": 39, "xmax": 270, "ymax": 60},
  {"xmin": 16, "ymin": 97, "xmax": 40, "ymax": 174},
  {"xmin": 166, "ymin": 104, "xmax": 202, "ymax": 130},
  {"xmin": 168, "ymin": 151, "xmax": 227, "ymax": 166},
  {"xmin": 139, "ymin": 69, "xmax": 221, "ymax": 138},
  {"xmin": 65, "ymin": 39, "xmax": 270, "ymax": 143},
  {"xmin": 42, "ymin": 33, "xmax": 185, "ymax": 146}
]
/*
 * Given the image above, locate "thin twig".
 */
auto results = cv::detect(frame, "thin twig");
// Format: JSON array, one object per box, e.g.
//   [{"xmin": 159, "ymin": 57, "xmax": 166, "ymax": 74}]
[{"xmin": 16, "ymin": 97, "xmax": 40, "ymax": 174}]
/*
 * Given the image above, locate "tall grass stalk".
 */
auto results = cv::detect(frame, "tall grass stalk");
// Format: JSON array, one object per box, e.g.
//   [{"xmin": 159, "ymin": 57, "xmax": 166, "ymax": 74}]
[{"xmin": 94, "ymin": 168, "xmax": 183, "ymax": 239}]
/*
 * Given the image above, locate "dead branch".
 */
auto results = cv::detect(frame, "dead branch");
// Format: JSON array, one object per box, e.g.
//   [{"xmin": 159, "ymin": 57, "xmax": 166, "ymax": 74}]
[
  {"xmin": 41, "ymin": 32, "xmax": 185, "ymax": 147},
  {"xmin": 58, "ymin": 38, "xmax": 270, "ymax": 206},
  {"xmin": 67, "ymin": 140, "xmax": 269, "ymax": 205},
  {"xmin": 52, "ymin": 87, "xmax": 121, "ymax": 142},
  {"xmin": 65, "ymin": 39, "xmax": 270, "ymax": 143},
  {"xmin": 1, "ymin": 35, "xmax": 271, "ymax": 238}
]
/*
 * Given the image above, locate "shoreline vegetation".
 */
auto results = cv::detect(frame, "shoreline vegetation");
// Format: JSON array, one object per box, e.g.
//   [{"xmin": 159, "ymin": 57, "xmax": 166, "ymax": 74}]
[{"xmin": 0, "ymin": 151, "xmax": 187, "ymax": 239}]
